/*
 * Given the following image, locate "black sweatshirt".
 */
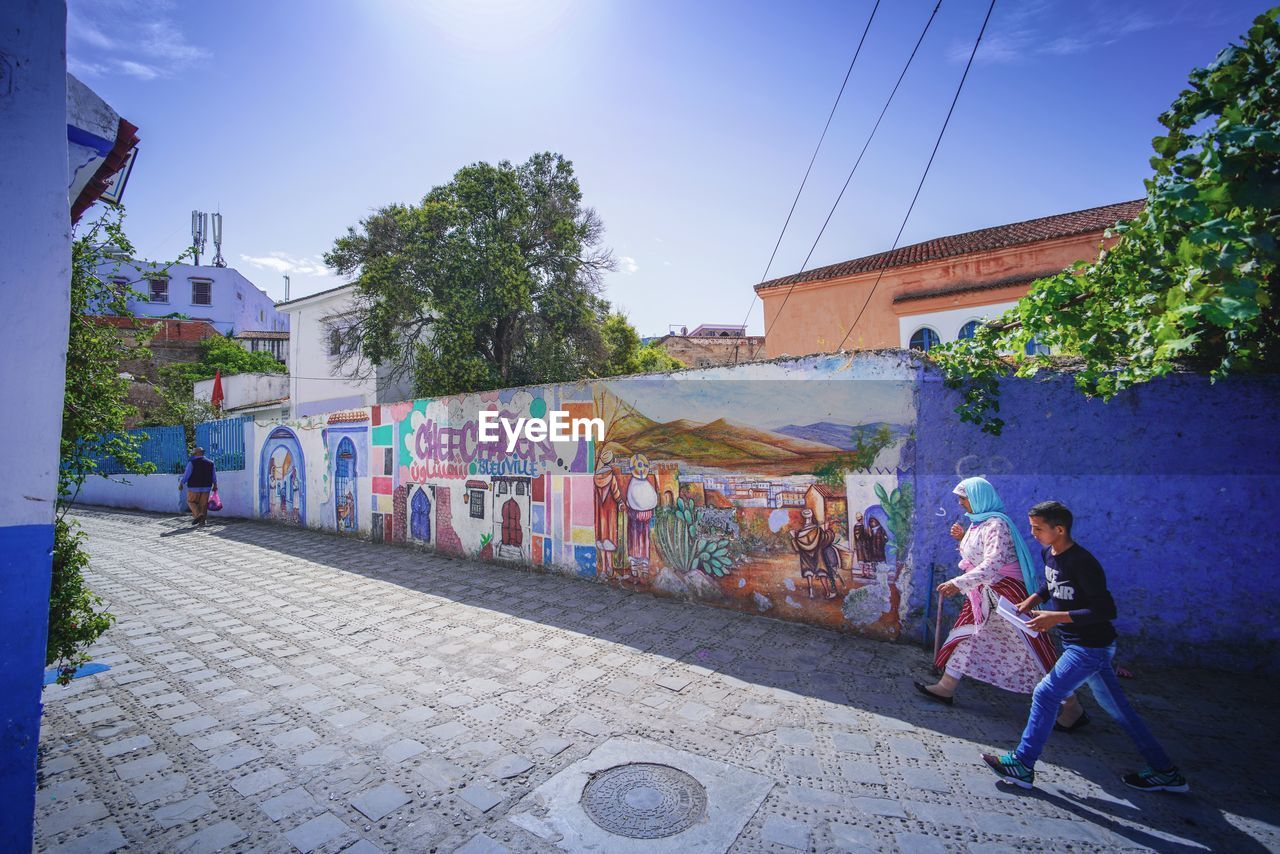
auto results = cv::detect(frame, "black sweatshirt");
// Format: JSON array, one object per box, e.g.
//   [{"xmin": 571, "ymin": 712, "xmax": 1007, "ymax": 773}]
[{"xmin": 1036, "ymin": 542, "xmax": 1118, "ymax": 648}]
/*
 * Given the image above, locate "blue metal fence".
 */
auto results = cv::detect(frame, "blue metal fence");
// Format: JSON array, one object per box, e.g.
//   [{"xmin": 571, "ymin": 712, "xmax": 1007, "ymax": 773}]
[
  {"xmin": 196, "ymin": 416, "xmax": 249, "ymax": 471},
  {"xmin": 90, "ymin": 425, "xmax": 188, "ymax": 475}
]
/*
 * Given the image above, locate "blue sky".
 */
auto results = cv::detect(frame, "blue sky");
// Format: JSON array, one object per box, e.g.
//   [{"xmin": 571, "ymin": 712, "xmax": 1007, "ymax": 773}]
[{"xmin": 68, "ymin": 0, "xmax": 1272, "ymax": 336}]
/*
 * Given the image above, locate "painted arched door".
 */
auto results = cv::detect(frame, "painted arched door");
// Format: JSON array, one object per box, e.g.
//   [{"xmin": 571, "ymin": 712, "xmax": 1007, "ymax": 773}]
[
  {"xmin": 410, "ymin": 487, "xmax": 431, "ymax": 543},
  {"xmin": 259, "ymin": 427, "xmax": 306, "ymax": 525},
  {"xmin": 501, "ymin": 498, "xmax": 522, "ymax": 547},
  {"xmin": 334, "ymin": 437, "xmax": 357, "ymax": 532}
]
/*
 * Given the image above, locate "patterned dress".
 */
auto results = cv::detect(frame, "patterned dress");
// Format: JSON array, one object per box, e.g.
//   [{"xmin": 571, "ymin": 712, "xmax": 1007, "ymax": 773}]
[{"xmin": 935, "ymin": 518, "xmax": 1058, "ymax": 694}]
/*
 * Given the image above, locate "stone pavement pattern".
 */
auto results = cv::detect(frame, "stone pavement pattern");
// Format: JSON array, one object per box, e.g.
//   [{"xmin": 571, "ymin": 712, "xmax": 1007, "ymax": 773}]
[{"xmin": 35, "ymin": 508, "xmax": 1280, "ymax": 853}]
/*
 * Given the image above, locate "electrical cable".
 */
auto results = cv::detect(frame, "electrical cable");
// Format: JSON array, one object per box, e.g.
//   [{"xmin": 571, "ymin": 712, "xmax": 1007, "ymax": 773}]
[
  {"xmin": 833, "ymin": 0, "xmax": 997, "ymax": 352},
  {"xmin": 760, "ymin": 0, "xmax": 944, "ymax": 343},
  {"xmin": 736, "ymin": 0, "xmax": 882, "ymax": 334}
]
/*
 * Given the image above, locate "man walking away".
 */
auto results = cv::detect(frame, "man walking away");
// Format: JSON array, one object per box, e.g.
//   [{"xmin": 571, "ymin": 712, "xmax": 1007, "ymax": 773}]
[{"xmin": 179, "ymin": 447, "xmax": 218, "ymax": 526}]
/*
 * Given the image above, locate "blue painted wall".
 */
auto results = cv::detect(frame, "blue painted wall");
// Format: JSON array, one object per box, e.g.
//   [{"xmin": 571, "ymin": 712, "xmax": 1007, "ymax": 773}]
[
  {"xmin": 0, "ymin": 526, "xmax": 54, "ymax": 850},
  {"xmin": 913, "ymin": 367, "xmax": 1280, "ymax": 674}
]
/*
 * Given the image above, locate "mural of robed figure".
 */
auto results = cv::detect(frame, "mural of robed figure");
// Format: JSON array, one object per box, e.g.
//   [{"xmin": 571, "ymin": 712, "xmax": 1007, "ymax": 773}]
[
  {"xmin": 621, "ymin": 453, "xmax": 659, "ymax": 575},
  {"xmin": 593, "ymin": 448, "xmax": 622, "ymax": 575}
]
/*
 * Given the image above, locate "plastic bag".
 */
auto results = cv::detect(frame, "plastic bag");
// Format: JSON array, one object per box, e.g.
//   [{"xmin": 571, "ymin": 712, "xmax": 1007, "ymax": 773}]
[{"xmin": 208, "ymin": 491, "xmax": 223, "ymax": 512}]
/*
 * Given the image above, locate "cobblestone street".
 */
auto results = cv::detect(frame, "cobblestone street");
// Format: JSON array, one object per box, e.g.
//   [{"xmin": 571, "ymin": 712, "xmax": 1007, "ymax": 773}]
[{"xmin": 35, "ymin": 508, "xmax": 1280, "ymax": 852}]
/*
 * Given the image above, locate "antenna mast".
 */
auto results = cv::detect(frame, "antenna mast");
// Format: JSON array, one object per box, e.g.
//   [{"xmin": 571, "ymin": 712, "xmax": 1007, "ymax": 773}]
[
  {"xmin": 191, "ymin": 210, "xmax": 208, "ymax": 266},
  {"xmin": 211, "ymin": 212, "xmax": 226, "ymax": 267}
]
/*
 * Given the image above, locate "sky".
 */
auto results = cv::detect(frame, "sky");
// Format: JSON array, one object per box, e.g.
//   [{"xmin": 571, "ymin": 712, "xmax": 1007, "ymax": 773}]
[{"xmin": 68, "ymin": 0, "xmax": 1273, "ymax": 336}]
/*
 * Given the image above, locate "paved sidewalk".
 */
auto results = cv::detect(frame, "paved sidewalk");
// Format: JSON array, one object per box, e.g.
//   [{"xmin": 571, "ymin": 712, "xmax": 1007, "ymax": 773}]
[{"xmin": 35, "ymin": 508, "xmax": 1279, "ymax": 852}]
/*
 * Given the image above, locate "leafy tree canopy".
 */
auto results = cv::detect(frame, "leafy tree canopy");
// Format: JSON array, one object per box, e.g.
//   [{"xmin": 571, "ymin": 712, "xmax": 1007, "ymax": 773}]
[
  {"xmin": 599, "ymin": 312, "xmax": 685, "ymax": 376},
  {"xmin": 930, "ymin": 9, "xmax": 1279, "ymax": 434},
  {"xmin": 326, "ymin": 152, "xmax": 631, "ymax": 396}
]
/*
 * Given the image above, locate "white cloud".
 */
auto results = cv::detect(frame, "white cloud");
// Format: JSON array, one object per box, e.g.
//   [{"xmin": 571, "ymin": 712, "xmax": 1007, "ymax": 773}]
[
  {"xmin": 118, "ymin": 60, "xmax": 162, "ymax": 81},
  {"xmin": 951, "ymin": 0, "xmax": 1168, "ymax": 66},
  {"xmin": 67, "ymin": 0, "xmax": 209, "ymax": 81},
  {"xmin": 240, "ymin": 252, "xmax": 333, "ymax": 278},
  {"xmin": 618, "ymin": 256, "xmax": 639, "ymax": 274}
]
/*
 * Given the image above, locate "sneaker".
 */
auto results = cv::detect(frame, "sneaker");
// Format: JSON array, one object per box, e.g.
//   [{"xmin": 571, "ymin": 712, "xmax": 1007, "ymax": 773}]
[
  {"xmin": 1123, "ymin": 766, "xmax": 1189, "ymax": 793},
  {"xmin": 982, "ymin": 752, "xmax": 1035, "ymax": 789}
]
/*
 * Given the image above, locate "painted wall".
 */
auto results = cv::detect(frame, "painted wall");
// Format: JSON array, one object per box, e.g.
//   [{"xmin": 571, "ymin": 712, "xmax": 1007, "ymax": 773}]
[
  {"xmin": 94, "ymin": 260, "xmax": 287, "ymax": 336},
  {"xmin": 0, "ymin": 1, "xmax": 70, "ymax": 846},
  {"xmin": 249, "ymin": 354, "xmax": 922, "ymax": 641},
  {"xmin": 77, "ymin": 352, "xmax": 1280, "ymax": 673},
  {"xmin": 914, "ymin": 368, "xmax": 1280, "ymax": 674}
]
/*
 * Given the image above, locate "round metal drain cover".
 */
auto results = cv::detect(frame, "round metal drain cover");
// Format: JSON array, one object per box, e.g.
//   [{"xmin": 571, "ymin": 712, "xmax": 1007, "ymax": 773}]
[{"xmin": 580, "ymin": 763, "xmax": 708, "ymax": 839}]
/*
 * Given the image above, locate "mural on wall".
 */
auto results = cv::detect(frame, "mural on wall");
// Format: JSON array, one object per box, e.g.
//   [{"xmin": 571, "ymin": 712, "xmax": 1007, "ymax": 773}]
[
  {"xmin": 259, "ymin": 426, "xmax": 306, "ymax": 525},
  {"xmin": 250, "ymin": 355, "xmax": 918, "ymax": 639}
]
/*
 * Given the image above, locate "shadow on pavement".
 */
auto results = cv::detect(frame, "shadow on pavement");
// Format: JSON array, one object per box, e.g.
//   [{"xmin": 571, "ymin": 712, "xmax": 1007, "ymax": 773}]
[{"xmin": 100, "ymin": 508, "xmax": 1280, "ymax": 850}]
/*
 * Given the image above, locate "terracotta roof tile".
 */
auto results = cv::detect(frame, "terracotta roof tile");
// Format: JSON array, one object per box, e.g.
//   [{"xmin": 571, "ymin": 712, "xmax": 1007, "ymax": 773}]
[
  {"xmin": 326, "ymin": 410, "xmax": 370, "ymax": 424},
  {"xmin": 756, "ymin": 200, "xmax": 1144, "ymax": 292}
]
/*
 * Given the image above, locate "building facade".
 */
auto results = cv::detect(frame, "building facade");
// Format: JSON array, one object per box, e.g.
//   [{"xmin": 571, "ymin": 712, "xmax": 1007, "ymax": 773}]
[
  {"xmin": 94, "ymin": 260, "xmax": 288, "ymax": 337},
  {"xmin": 276, "ymin": 284, "xmax": 414, "ymax": 418},
  {"xmin": 1, "ymin": 3, "xmax": 139, "ymax": 845},
  {"xmin": 755, "ymin": 200, "xmax": 1144, "ymax": 357},
  {"xmin": 652, "ymin": 323, "xmax": 767, "ymax": 368}
]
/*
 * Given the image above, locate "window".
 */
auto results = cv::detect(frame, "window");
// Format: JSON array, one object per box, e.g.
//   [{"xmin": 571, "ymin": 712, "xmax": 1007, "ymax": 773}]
[
  {"xmin": 909, "ymin": 327, "xmax": 940, "ymax": 352},
  {"xmin": 469, "ymin": 490, "xmax": 486, "ymax": 518},
  {"xmin": 1025, "ymin": 336, "xmax": 1050, "ymax": 356},
  {"xmin": 191, "ymin": 280, "xmax": 212, "ymax": 305},
  {"xmin": 259, "ymin": 310, "xmax": 264, "ymax": 322},
  {"xmin": 958, "ymin": 320, "xmax": 980, "ymax": 339},
  {"xmin": 515, "ymin": 481, "xmax": 525, "ymax": 496},
  {"xmin": 329, "ymin": 328, "xmax": 343, "ymax": 357},
  {"xmin": 498, "ymin": 481, "xmax": 509, "ymax": 494},
  {"xmin": 148, "ymin": 279, "xmax": 169, "ymax": 303}
]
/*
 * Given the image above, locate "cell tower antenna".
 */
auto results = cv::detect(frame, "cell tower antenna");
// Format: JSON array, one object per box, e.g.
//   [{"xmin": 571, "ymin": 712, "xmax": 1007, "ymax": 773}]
[{"xmin": 211, "ymin": 212, "xmax": 226, "ymax": 267}]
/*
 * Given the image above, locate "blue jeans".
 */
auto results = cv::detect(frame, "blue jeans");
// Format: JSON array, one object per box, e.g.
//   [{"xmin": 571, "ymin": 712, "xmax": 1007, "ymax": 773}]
[{"xmin": 1015, "ymin": 642, "xmax": 1173, "ymax": 770}]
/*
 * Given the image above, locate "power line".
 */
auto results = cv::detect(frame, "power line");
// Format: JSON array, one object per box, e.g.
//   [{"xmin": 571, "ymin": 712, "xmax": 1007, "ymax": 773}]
[
  {"xmin": 833, "ymin": 0, "xmax": 997, "ymax": 352},
  {"xmin": 736, "ymin": 0, "xmax": 881, "ymax": 334},
  {"xmin": 762, "ymin": 1, "xmax": 943, "ymax": 342}
]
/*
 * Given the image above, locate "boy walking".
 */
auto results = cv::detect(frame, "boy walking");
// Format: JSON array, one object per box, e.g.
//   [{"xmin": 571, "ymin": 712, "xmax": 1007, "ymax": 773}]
[
  {"xmin": 982, "ymin": 501, "xmax": 1188, "ymax": 792},
  {"xmin": 179, "ymin": 446, "xmax": 218, "ymax": 526}
]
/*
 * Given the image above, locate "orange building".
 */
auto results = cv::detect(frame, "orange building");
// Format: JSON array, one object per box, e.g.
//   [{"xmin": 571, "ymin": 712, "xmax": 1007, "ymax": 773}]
[{"xmin": 756, "ymin": 200, "xmax": 1143, "ymax": 357}]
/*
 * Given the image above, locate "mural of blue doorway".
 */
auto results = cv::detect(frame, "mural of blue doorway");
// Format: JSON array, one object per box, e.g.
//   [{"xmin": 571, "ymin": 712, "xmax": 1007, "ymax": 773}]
[
  {"xmin": 259, "ymin": 426, "xmax": 306, "ymax": 525},
  {"xmin": 334, "ymin": 436, "xmax": 358, "ymax": 533},
  {"xmin": 409, "ymin": 484, "xmax": 432, "ymax": 544}
]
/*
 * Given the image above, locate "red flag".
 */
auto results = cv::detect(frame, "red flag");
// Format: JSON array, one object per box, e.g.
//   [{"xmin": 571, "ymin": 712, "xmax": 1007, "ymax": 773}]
[{"xmin": 211, "ymin": 369, "xmax": 224, "ymax": 413}]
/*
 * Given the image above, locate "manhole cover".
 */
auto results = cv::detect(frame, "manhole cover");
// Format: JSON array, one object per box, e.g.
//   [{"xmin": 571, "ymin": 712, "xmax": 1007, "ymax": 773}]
[{"xmin": 580, "ymin": 763, "xmax": 708, "ymax": 839}]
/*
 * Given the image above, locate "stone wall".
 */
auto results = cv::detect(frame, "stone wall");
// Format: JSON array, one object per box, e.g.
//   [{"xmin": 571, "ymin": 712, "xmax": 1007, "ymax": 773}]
[{"xmin": 655, "ymin": 334, "xmax": 767, "ymax": 368}]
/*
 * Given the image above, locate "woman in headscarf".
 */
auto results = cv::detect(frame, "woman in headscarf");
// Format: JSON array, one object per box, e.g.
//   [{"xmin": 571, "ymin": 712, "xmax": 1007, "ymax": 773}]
[{"xmin": 917, "ymin": 477, "xmax": 1086, "ymax": 728}]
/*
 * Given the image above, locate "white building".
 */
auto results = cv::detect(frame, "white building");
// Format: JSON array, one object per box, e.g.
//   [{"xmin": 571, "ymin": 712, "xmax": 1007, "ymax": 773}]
[
  {"xmin": 194, "ymin": 372, "xmax": 289, "ymax": 419},
  {"xmin": 276, "ymin": 284, "xmax": 415, "ymax": 418}
]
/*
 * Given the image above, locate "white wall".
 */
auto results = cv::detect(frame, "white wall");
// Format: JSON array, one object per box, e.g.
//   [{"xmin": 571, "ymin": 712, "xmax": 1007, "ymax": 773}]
[
  {"xmin": 898, "ymin": 300, "xmax": 1018, "ymax": 348},
  {"xmin": 76, "ymin": 470, "xmax": 254, "ymax": 519},
  {"xmin": 284, "ymin": 288, "xmax": 375, "ymax": 417},
  {"xmin": 195, "ymin": 372, "xmax": 289, "ymax": 411}
]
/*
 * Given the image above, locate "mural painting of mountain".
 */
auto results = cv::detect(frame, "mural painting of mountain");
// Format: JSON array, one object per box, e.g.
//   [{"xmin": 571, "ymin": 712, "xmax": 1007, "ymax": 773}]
[
  {"xmin": 593, "ymin": 369, "xmax": 917, "ymax": 637},
  {"xmin": 775, "ymin": 421, "xmax": 912, "ymax": 451}
]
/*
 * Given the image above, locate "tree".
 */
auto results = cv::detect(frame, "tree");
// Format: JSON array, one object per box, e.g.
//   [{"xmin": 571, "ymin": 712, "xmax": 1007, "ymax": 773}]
[
  {"xmin": 145, "ymin": 334, "xmax": 285, "ymax": 438},
  {"xmin": 326, "ymin": 152, "xmax": 619, "ymax": 396},
  {"xmin": 930, "ymin": 9, "xmax": 1279, "ymax": 434},
  {"xmin": 813, "ymin": 424, "xmax": 895, "ymax": 486},
  {"xmin": 53, "ymin": 208, "xmax": 161, "ymax": 682},
  {"xmin": 599, "ymin": 312, "xmax": 685, "ymax": 376}
]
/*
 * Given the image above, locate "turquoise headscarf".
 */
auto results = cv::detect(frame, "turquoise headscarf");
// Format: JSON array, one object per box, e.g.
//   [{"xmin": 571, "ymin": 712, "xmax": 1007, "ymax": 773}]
[{"xmin": 955, "ymin": 476, "xmax": 1039, "ymax": 595}]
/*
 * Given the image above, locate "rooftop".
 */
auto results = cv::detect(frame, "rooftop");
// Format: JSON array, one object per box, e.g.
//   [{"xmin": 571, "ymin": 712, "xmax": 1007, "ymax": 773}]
[{"xmin": 755, "ymin": 199, "xmax": 1144, "ymax": 292}]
